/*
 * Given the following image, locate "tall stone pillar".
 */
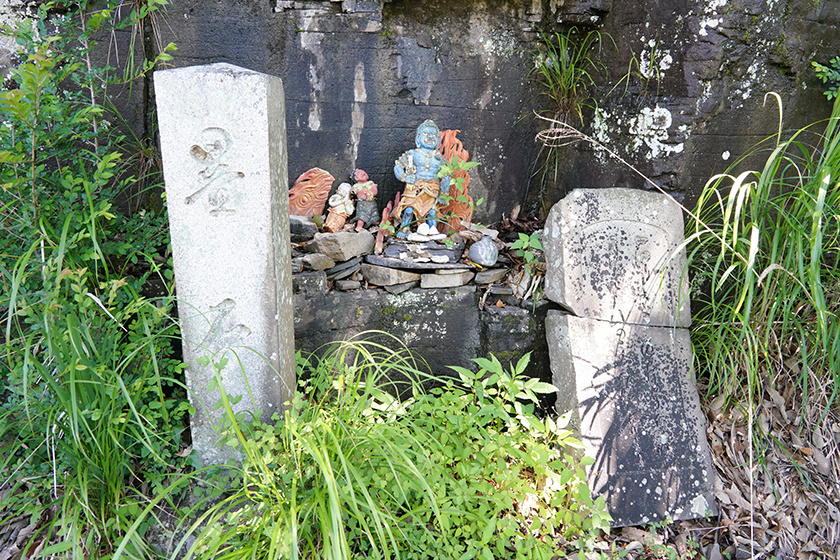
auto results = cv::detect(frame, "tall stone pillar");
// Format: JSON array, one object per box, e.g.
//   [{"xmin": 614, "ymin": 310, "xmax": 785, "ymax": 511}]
[
  {"xmin": 544, "ymin": 188, "xmax": 716, "ymax": 526},
  {"xmin": 155, "ymin": 63, "xmax": 295, "ymax": 466}
]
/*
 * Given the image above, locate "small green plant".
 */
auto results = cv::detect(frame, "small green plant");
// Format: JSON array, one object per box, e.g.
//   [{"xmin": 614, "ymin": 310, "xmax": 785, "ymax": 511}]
[
  {"xmin": 613, "ymin": 36, "xmax": 667, "ymax": 99},
  {"xmin": 510, "ymin": 231, "xmax": 543, "ymax": 272},
  {"xmin": 437, "ymin": 155, "xmax": 483, "ymax": 209},
  {"xmin": 812, "ymin": 56, "xmax": 840, "ymax": 99},
  {"xmin": 438, "ymin": 156, "xmax": 481, "ymax": 189},
  {"xmin": 528, "ymin": 28, "xmax": 611, "ymax": 209}
]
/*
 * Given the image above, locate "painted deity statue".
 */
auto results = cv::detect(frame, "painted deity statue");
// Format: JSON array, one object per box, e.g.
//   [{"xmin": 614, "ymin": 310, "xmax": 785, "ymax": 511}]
[{"xmin": 392, "ymin": 120, "xmax": 451, "ymax": 239}]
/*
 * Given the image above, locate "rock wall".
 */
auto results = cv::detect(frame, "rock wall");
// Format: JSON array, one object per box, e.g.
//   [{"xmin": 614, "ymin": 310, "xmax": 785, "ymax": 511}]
[
  {"xmin": 5, "ymin": 0, "xmax": 838, "ymax": 217},
  {"xmin": 568, "ymin": 0, "xmax": 840, "ymax": 210},
  {"xmin": 121, "ymin": 0, "xmax": 838, "ymax": 218},
  {"xmin": 135, "ymin": 0, "xmax": 561, "ymax": 222},
  {"xmin": 90, "ymin": 0, "xmax": 835, "ymax": 374},
  {"xmin": 292, "ymin": 277, "xmax": 551, "ymax": 386}
]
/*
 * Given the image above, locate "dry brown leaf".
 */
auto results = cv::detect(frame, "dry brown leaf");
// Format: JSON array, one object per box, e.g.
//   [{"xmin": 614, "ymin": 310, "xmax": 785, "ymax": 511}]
[
  {"xmin": 779, "ymin": 515, "xmax": 795, "ymax": 533},
  {"xmin": 705, "ymin": 543, "xmax": 723, "ymax": 560},
  {"xmin": 796, "ymin": 527, "xmax": 812, "ymax": 542},
  {"xmin": 624, "ymin": 541, "xmax": 643, "ymax": 552},
  {"xmin": 709, "ymin": 394, "xmax": 726, "ymax": 419},
  {"xmin": 809, "ymin": 446, "xmax": 831, "ymax": 476},
  {"xmin": 759, "ymin": 411, "xmax": 770, "ymax": 434},
  {"xmin": 784, "ymin": 356, "xmax": 801, "ymax": 374},
  {"xmin": 734, "ymin": 534, "xmax": 764, "ymax": 551},
  {"xmin": 826, "ymin": 502, "xmax": 840, "ymax": 522},
  {"xmin": 802, "ymin": 540, "xmax": 825, "ymax": 552},
  {"xmin": 675, "ymin": 532, "xmax": 688, "ymax": 556},
  {"xmin": 726, "ymin": 487, "xmax": 751, "ymax": 510},
  {"xmin": 177, "ymin": 445, "xmax": 193, "ymax": 458},
  {"xmin": 767, "ymin": 385, "xmax": 785, "ymax": 408},
  {"xmin": 621, "ymin": 526, "xmax": 660, "ymax": 545}
]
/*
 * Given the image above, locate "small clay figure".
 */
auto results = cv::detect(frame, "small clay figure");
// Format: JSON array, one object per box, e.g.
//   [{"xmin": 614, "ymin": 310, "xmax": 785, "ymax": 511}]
[
  {"xmin": 392, "ymin": 120, "xmax": 451, "ymax": 239},
  {"xmin": 324, "ymin": 182, "xmax": 354, "ymax": 232},
  {"xmin": 351, "ymin": 169, "xmax": 379, "ymax": 230},
  {"xmin": 288, "ymin": 168, "xmax": 334, "ymax": 217}
]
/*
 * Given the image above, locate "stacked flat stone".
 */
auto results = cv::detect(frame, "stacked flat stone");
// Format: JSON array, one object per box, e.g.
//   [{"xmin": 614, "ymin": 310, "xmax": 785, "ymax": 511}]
[{"xmin": 543, "ymin": 188, "xmax": 716, "ymax": 527}]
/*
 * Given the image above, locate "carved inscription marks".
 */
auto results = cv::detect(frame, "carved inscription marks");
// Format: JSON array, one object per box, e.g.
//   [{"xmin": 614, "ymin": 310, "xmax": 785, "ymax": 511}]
[
  {"xmin": 575, "ymin": 322, "xmax": 705, "ymax": 523},
  {"xmin": 198, "ymin": 298, "xmax": 252, "ymax": 353},
  {"xmin": 574, "ymin": 220, "xmax": 668, "ymax": 298},
  {"xmin": 186, "ymin": 127, "xmax": 245, "ymax": 215}
]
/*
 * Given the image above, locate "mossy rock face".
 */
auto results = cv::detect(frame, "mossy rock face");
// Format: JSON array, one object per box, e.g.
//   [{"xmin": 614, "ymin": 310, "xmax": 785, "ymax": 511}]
[
  {"xmin": 294, "ymin": 286, "xmax": 481, "ymax": 376},
  {"xmin": 292, "ymin": 286, "xmax": 551, "ymax": 381}
]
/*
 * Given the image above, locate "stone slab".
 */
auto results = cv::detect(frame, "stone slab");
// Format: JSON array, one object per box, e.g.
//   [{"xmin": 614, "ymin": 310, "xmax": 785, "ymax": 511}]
[
  {"xmin": 305, "ymin": 231, "xmax": 374, "ymax": 261},
  {"xmin": 384, "ymin": 240, "xmax": 465, "ymax": 264},
  {"xmin": 487, "ymin": 286, "xmax": 514, "ymax": 296},
  {"xmin": 366, "ymin": 254, "xmax": 471, "ymax": 271},
  {"xmin": 420, "ymin": 270, "xmax": 474, "ymax": 288},
  {"xmin": 335, "ymin": 280, "xmax": 361, "ymax": 291},
  {"xmin": 384, "ymin": 280, "xmax": 419, "ymax": 295},
  {"xmin": 328, "ymin": 264, "xmax": 360, "ymax": 281},
  {"xmin": 361, "ymin": 263, "xmax": 422, "ymax": 286},
  {"xmin": 545, "ymin": 311, "xmax": 716, "ymax": 526},
  {"xmin": 436, "ymin": 268, "xmax": 472, "ymax": 275},
  {"xmin": 302, "ymin": 252, "xmax": 336, "ymax": 271},
  {"xmin": 543, "ymin": 188, "xmax": 691, "ymax": 328},
  {"xmin": 475, "ymin": 268, "xmax": 508, "ymax": 284},
  {"xmin": 155, "ymin": 63, "xmax": 295, "ymax": 466},
  {"xmin": 325, "ymin": 256, "xmax": 362, "ymax": 279}
]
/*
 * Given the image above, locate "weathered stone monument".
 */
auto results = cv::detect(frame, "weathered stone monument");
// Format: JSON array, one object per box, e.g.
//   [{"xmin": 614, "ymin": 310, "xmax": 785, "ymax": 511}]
[
  {"xmin": 544, "ymin": 188, "xmax": 690, "ymax": 328},
  {"xmin": 544, "ymin": 188, "xmax": 715, "ymax": 526},
  {"xmin": 155, "ymin": 63, "xmax": 295, "ymax": 466}
]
